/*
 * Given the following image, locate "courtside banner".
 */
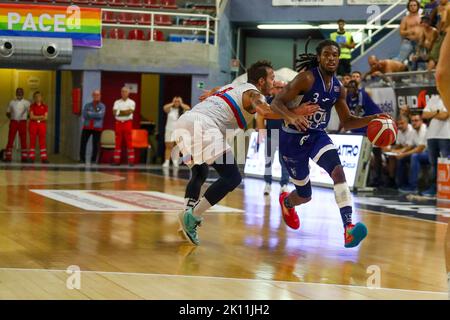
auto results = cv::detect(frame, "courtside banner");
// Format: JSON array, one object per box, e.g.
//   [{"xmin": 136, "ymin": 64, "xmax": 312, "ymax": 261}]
[
  {"xmin": 272, "ymin": 0, "xmax": 343, "ymax": 6},
  {"xmin": 0, "ymin": 3, "xmax": 101, "ymax": 48}
]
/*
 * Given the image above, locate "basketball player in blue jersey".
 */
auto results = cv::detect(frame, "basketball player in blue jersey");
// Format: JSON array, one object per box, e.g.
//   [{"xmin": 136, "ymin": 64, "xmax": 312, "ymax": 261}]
[
  {"xmin": 271, "ymin": 40, "xmax": 390, "ymax": 248},
  {"xmin": 174, "ymin": 61, "xmax": 319, "ymax": 245}
]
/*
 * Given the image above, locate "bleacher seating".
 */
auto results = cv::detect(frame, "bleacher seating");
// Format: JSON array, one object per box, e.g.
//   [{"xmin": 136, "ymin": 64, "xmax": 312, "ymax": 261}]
[
  {"xmin": 109, "ymin": 28, "xmax": 125, "ymax": 39},
  {"xmin": 92, "ymin": 0, "xmax": 108, "ymax": 5},
  {"xmin": 108, "ymin": 0, "xmax": 126, "ymax": 6},
  {"xmin": 102, "ymin": 11, "xmax": 116, "ymax": 23},
  {"xmin": 143, "ymin": 0, "xmax": 160, "ymax": 8},
  {"xmin": 118, "ymin": 12, "xmax": 136, "ymax": 24},
  {"xmin": 161, "ymin": 0, "xmax": 177, "ymax": 9},
  {"xmin": 127, "ymin": 29, "xmax": 146, "ymax": 40},
  {"xmin": 73, "ymin": 0, "xmax": 90, "ymax": 4},
  {"xmin": 154, "ymin": 15, "xmax": 172, "ymax": 26},
  {"xmin": 126, "ymin": 0, "xmax": 143, "ymax": 7},
  {"xmin": 136, "ymin": 14, "xmax": 152, "ymax": 25}
]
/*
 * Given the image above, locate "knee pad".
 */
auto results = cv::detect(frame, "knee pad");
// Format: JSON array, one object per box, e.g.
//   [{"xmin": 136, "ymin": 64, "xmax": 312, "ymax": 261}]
[
  {"xmin": 334, "ymin": 182, "xmax": 352, "ymax": 209},
  {"xmin": 316, "ymin": 149, "xmax": 342, "ymax": 176},
  {"xmin": 294, "ymin": 180, "xmax": 312, "ymax": 199}
]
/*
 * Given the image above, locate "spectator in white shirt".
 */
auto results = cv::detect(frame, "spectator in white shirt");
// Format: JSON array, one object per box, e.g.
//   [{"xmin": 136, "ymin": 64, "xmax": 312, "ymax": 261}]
[
  {"xmin": 383, "ymin": 115, "xmax": 414, "ymax": 188},
  {"xmin": 421, "ymin": 95, "xmax": 450, "ymax": 196},
  {"xmin": 4, "ymin": 88, "xmax": 30, "ymax": 162},
  {"xmin": 162, "ymin": 96, "xmax": 190, "ymax": 168},
  {"xmin": 395, "ymin": 114, "xmax": 429, "ymax": 193},
  {"xmin": 112, "ymin": 87, "xmax": 136, "ymax": 166}
]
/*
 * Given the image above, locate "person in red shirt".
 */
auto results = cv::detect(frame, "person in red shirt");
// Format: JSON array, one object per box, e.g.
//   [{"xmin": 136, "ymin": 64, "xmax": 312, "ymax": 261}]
[{"xmin": 28, "ymin": 91, "xmax": 49, "ymax": 163}]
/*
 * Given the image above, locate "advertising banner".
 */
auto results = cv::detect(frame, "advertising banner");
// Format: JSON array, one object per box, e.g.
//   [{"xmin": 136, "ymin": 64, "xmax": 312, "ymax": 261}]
[
  {"xmin": 0, "ymin": 3, "xmax": 102, "ymax": 47},
  {"xmin": 244, "ymin": 132, "xmax": 365, "ymax": 188}
]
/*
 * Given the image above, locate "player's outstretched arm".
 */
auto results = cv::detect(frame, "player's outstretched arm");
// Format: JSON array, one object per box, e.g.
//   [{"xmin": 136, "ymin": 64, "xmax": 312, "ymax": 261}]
[{"xmin": 335, "ymin": 86, "xmax": 388, "ymax": 130}]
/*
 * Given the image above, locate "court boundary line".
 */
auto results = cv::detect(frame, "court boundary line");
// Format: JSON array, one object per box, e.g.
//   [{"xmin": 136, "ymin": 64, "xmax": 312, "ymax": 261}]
[{"xmin": 0, "ymin": 267, "xmax": 446, "ymax": 296}]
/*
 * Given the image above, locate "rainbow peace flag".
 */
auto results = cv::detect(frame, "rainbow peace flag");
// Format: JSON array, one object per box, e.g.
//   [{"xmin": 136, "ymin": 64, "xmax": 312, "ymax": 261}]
[{"xmin": 0, "ymin": 3, "xmax": 102, "ymax": 48}]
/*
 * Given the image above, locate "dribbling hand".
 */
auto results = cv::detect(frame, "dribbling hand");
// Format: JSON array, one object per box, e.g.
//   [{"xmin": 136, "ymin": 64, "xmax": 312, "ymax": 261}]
[{"xmin": 292, "ymin": 101, "xmax": 320, "ymax": 116}]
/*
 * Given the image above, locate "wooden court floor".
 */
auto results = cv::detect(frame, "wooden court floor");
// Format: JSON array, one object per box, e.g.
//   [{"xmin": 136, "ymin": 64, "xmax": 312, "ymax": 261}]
[{"xmin": 0, "ymin": 167, "xmax": 448, "ymax": 300}]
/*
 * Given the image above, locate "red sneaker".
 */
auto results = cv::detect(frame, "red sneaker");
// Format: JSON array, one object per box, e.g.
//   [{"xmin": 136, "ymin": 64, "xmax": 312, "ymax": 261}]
[
  {"xmin": 279, "ymin": 192, "xmax": 300, "ymax": 230},
  {"xmin": 344, "ymin": 222, "xmax": 368, "ymax": 248}
]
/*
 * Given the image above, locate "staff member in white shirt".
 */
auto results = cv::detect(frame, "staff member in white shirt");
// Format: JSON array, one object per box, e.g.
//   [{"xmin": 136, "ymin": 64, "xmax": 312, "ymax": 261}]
[
  {"xmin": 421, "ymin": 95, "xmax": 450, "ymax": 196},
  {"xmin": 395, "ymin": 114, "xmax": 429, "ymax": 194},
  {"xmin": 112, "ymin": 86, "xmax": 135, "ymax": 166},
  {"xmin": 4, "ymin": 88, "xmax": 30, "ymax": 162},
  {"xmin": 162, "ymin": 96, "xmax": 190, "ymax": 168},
  {"xmin": 383, "ymin": 115, "xmax": 414, "ymax": 188}
]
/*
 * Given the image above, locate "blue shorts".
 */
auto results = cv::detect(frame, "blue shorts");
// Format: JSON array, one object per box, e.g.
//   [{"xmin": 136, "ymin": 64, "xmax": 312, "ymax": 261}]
[{"xmin": 279, "ymin": 129, "xmax": 341, "ymax": 187}]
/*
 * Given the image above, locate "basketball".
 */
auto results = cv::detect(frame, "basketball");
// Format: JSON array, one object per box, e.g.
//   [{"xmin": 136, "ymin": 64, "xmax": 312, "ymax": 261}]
[{"xmin": 367, "ymin": 117, "xmax": 398, "ymax": 147}]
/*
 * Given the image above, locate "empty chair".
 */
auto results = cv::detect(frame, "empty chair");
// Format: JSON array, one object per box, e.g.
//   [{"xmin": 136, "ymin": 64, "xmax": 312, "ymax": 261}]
[
  {"xmin": 161, "ymin": 0, "xmax": 176, "ymax": 9},
  {"xmin": 108, "ymin": 0, "xmax": 126, "ymax": 6},
  {"xmin": 109, "ymin": 28, "xmax": 125, "ymax": 39},
  {"xmin": 131, "ymin": 130, "xmax": 151, "ymax": 165},
  {"xmin": 136, "ymin": 13, "xmax": 152, "ymax": 25},
  {"xmin": 150, "ymin": 30, "xmax": 164, "ymax": 41},
  {"xmin": 102, "ymin": 11, "xmax": 116, "ymax": 23},
  {"xmin": 102, "ymin": 28, "xmax": 107, "ymax": 38},
  {"xmin": 126, "ymin": 0, "xmax": 142, "ymax": 7},
  {"xmin": 117, "ymin": 12, "xmax": 135, "ymax": 24},
  {"xmin": 36, "ymin": 0, "xmax": 53, "ymax": 2},
  {"xmin": 55, "ymin": 0, "xmax": 72, "ymax": 3},
  {"xmin": 128, "ymin": 29, "xmax": 146, "ymax": 41},
  {"xmin": 73, "ymin": 0, "xmax": 91, "ymax": 4},
  {"xmin": 143, "ymin": 0, "xmax": 159, "ymax": 8},
  {"xmin": 154, "ymin": 15, "xmax": 172, "ymax": 26}
]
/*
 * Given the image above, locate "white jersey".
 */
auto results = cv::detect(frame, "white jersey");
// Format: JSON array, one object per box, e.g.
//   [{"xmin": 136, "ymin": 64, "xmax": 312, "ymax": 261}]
[
  {"xmin": 7, "ymin": 98, "xmax": 30, "ymax": 121},
  {"xmin": 190, "ymin": 83, "xmax": 260, "ymax": 131},
  {"xmin": 113, "ymin": 98, "xmax": 135, "ymax": 121}
]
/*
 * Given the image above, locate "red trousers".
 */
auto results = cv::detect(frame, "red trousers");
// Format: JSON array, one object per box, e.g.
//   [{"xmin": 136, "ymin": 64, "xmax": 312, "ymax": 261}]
[
  {"xmin": 114, "ymin": 120, "xmax": 135, "ymax": 164},
  {"xmin": 5, "ymin": 120, "xmax": 28, "ymax": 161},
  {"xmin": 29, "ymin": 121, "xmax": 47, "ymax": 161}
]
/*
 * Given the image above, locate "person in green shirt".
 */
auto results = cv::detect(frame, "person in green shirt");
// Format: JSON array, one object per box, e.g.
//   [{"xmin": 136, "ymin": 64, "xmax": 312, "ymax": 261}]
[{"xmin": 330, "ymin": 19, "xmax": 355, "ymax": 76}]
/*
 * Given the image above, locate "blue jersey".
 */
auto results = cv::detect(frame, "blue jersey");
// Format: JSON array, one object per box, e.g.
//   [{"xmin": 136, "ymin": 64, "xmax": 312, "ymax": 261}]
[
  {"xmin": 346, "ymin": 88, "xmax": 381, "ymax": 134},
  {"xmin": 286, "ymin": 67, "xmax": 342, "ymax": 134}
]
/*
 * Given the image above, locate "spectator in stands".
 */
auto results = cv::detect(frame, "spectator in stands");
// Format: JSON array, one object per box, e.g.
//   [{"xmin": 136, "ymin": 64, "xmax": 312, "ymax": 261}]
[
  {"xmin": 4, "ymin": 88, "xmax": 30, "ymax": 163},
  {"xmin": 351, "ymin": 71, "xmax": 362, "ymax": 86},
  {"xmin": 399, "ymin": 104, "xmax": 412, "ymax": 118},
  {"xmin": 28, "ymin": 91, "xmax": 49, "ymax": 164},
  {"xmin": 330, "ymin": 19, "xmax": 355, "ymax": 76},
  {"xmin": 410, "ymin": 16, "xmax": 439, "ymax": 70},
  {"xmin": 341, "ymin": 73, "xmax": 352, "ymax": 86},
  {"xmin": 383, "ymin": 115, "xmax": 414, "ymax": 188},
  {"xmin": 428, "ymin": 0, "xmax": 449, "ymax": 70},
  {"xmin": 113, "ymin": 87, "xmax": 135, "ymax": 166},
  {"xmin": 423, "ymin": 0, "xmax": 441, "ymax": 21},
  {"xmin": 79, "ymin": 90, "xmax": 105, "ymax": 164},
  {"xmin": 256, "ymin": 80, "xmax": 290, "ymax": 195},
  {"xmin": 162, "ymin": 96, "xmax": 190, "ymax": 168},
  {"xmin": 421, "ymin": 94, "xmax": 450, "ymax": 196},
  {"xmin": 345, "ymin": 80, "xmax": 382, "ymax": 135},
  {"xmin": 395, "ymin": 113, "xmax": 429, "ymax": 193},
  {"xmin": 364, "ymin": 55, "xmax": 407, "ymax": 80},
  {"xmin": 395, "ymin": 0, "xmax": 421, "ymax": 63}
]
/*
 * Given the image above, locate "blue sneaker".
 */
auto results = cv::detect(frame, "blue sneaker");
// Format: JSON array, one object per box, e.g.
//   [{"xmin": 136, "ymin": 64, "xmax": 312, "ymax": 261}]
[
  {"xmin": 345, "ymin": 222, "xmax": 368, "ymax": 248},
  {"xmin": 178, "ymin": 208, "xmax": 202, "ymax": 246}
]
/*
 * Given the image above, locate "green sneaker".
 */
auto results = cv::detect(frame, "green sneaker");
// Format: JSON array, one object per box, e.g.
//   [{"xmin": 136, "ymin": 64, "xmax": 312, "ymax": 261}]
[{"xmin": 178, "ymin": 208, "xmax": 202, "ymax": 246}]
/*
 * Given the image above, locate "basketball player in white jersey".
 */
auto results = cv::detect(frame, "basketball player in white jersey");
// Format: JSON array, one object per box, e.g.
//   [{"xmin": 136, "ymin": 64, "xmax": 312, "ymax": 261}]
[{"xmin": 174, "ymin": 60, "xmax": 319, "ymax": 245}]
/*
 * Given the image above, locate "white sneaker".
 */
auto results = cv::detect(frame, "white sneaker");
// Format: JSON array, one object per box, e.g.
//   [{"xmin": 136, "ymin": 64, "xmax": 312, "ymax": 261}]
[
  {"xmin": 162, "ymin": 160, "xmax": 170, "ymax": 168},
  {"xmin": 280, "ymin": 184, "xmax": 289, "ymax": 193},
  {"xmin": 263, "ymin": 183, "xmax": 271, "ymax": 195}
]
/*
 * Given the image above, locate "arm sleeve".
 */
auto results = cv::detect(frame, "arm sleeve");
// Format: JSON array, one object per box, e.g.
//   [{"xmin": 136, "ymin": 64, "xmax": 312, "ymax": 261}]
[{"xmin": 7, "ymin": 101, "xmax": 12, "ymax": 113}]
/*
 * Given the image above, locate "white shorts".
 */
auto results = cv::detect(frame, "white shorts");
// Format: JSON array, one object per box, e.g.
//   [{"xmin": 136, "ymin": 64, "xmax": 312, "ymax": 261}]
[
  {"xmin": 172, "ymin": 112, "xmax": 231, "ymax": 166},
  {"xmin": 165, "ymin": 129, "xmax": 174, "ymax": 143}
]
